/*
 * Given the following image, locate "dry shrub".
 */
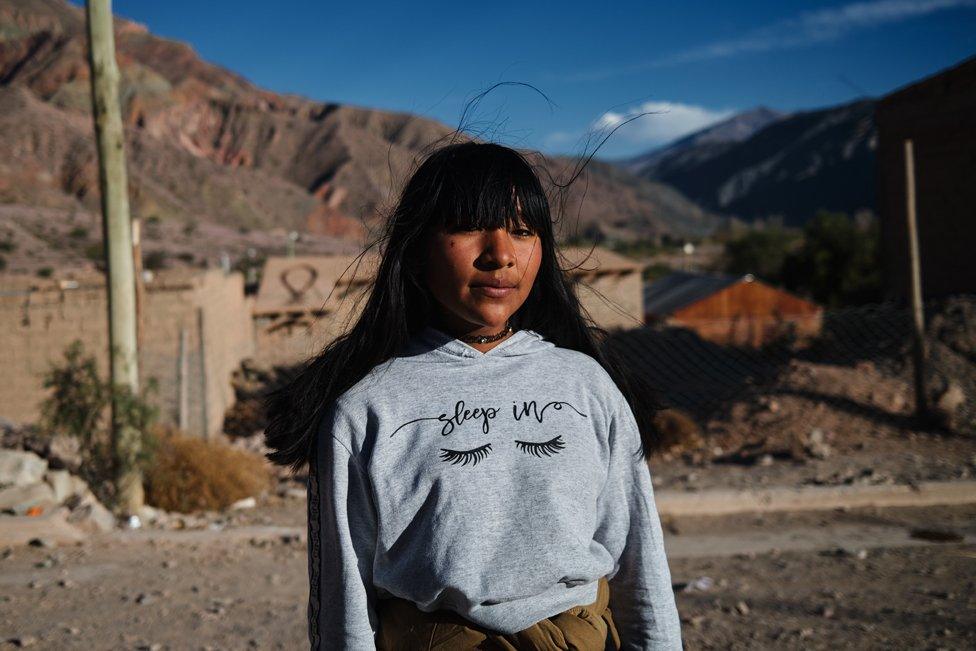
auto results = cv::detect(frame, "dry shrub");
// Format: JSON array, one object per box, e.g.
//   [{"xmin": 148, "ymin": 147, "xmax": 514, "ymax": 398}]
[
  {"xmin": 652, "ymin": 408, "xmax": 705, "ymax": 456},
  {"xmin": 223, "ymin": 397, "xmax": 266, "ymax": 439},
  {"xmin": 144, "ymin": 424, "xmax": 274, "ymax": 513}
]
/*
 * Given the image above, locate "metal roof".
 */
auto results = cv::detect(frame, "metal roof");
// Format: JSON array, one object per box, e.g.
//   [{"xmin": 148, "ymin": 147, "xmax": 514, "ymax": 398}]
[{"xmin": 643, "ymin": 270, "xmax": 751, "ymax": 316}]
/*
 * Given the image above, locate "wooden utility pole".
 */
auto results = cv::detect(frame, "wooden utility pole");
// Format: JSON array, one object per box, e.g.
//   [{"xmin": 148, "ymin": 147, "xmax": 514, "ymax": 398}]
[
  {"xmin": 904, "ymin": 139, "xmax": 928, "ymax": 420},
  {"xmin": 85, "ymin": 0, "xmax": 144, "ymax": 515},
  {"xmin": 132, "ymin": 217, "xmax": 146, "ymax": 351}
]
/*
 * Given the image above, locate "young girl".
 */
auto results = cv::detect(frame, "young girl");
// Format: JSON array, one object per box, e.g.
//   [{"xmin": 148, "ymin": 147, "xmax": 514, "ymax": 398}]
[{"xmin": 264, "ymin": 141, "xmax": 683, "ymax": 650}]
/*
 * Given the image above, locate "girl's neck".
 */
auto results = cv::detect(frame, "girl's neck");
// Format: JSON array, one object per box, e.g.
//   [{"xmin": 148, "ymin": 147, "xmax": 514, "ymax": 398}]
[{"xmin": 429, "ymin": 312, "xmax": 515, "ymax": 353}]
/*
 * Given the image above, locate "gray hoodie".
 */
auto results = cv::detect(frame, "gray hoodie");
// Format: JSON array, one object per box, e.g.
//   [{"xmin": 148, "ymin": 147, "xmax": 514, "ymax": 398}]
[{"xmin": 307, "ymin": 325, "xmax": 683, "ymax": 650}]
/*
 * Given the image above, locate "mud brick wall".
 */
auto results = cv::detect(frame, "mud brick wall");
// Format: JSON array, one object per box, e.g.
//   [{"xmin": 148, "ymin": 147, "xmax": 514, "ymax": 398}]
[
  {"xmin": 572, "ymin": 270, "xmax": 645, "ymax": 332},
  {"xmin": 252, "ymin": 286, "xmax": 365, "ymax": 369},
  {"xmin": 0, "ymin": 269, "xmax": 253, "ymax": 438}
]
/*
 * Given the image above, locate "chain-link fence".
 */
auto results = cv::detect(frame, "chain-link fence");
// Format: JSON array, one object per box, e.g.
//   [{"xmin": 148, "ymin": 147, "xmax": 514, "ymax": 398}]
[{"xmin": 606, "ymin": 295, "xmax": 976, "ymax": 438}]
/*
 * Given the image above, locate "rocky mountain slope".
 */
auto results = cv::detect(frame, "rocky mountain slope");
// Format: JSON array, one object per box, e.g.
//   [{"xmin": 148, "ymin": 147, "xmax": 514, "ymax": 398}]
[
  {"xmin": 623, "ymin": 100, "xmax": 877, "ymax": 226},
  {"xmin": 0, "ymin": 0, "xmax": 720, "ymax": 274},
  {"xmin": 622, "ymin": 107, "xmax": 786, "ymax": 177}
]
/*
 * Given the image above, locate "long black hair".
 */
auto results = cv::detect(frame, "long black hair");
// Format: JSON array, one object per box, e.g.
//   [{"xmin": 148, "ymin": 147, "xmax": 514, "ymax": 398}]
[{"xmin": 263, "ymin": 139, "xmax": 665, "ymax": 474}]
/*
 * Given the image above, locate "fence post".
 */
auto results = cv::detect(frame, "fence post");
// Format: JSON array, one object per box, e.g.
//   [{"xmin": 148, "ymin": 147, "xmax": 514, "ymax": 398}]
[
  {"xmin": 197, "ymin": 306, "xmax": 210, "ymax": 439},
  {"xmin": 178, "ymin": 327, "xmax": 189, "ymax": 431},
  {"xmin": 904, "ymin": 139, "xmax": 928, "ymax": 420}
]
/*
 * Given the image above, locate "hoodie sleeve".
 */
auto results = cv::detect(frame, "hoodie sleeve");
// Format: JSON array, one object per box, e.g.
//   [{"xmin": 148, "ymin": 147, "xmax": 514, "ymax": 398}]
[
  {"xmin": 594, "ymin": 396, "xmax": 683, "ymax": 650},
  {"xmin": 307, "ymin": 401, "xmax": 379, "ymax": 650}
]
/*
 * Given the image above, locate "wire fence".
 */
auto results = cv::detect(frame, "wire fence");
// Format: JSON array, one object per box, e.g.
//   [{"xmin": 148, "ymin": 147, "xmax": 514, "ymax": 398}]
[{"xmin": 605, "ymin": 294, "xmax": 976, "ymax": 438}]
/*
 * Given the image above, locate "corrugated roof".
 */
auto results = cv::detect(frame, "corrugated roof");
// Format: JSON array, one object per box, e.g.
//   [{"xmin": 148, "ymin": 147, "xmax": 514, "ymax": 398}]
[{"xmin": 644, "ymin": 270, "xmax": 749, "ymax": 316}]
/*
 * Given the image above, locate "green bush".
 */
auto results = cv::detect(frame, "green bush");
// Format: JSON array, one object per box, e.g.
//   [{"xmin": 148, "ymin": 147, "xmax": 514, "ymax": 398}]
[{"xmin": 38, "ymin": 340, "xmax": 160, "ymax": 509}]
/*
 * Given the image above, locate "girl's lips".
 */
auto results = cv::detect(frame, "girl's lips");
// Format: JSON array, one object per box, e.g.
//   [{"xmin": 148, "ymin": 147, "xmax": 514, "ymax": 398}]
[{"xmin": 471, "ymin": 285, "xmax": 515, "ymax": 298}]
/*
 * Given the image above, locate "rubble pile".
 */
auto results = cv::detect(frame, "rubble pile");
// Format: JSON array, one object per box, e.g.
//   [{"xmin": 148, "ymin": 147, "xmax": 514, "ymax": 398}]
[
  {"xmin": 223, "ymin": 358, "xmax": 283, "ymax": 439},
  {"xmin": 0, "ymin": 443, "xmax": 117, "ymax": 547},
  {"xmin": 0, "ymin": 418, "xmax": 305, "ymax": 548}
]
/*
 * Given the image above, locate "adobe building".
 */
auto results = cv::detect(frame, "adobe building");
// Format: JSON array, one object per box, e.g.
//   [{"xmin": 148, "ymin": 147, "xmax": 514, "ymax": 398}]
[
  {"xmin": 560, "ymin": 245, "xmax": 646, "ymax": 331},
  {"xmin": 0, "ymin": 245, "xmax": 645, "ymax": 438},
  {"xmin": 644, "ymin": 270, "xmax": 822, "ymax": 347},
  {"xmin": 875, "ymin": 54, "xmax": 976, "ymax": 299},
  {"xmin": 0, "ymin": 268, "xmax": 253, "ymax": 439},
  {"xmin": 251, "ymin": 245, "xmax": 646, "ymax": 368},
  {"xmin": 251, "ymin": 253, "xmax": 379, "ymax": 368}
]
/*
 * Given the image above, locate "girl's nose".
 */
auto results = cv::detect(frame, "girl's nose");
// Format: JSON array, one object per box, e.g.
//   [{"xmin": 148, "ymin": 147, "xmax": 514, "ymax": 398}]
[{"xmin": 479, "ymin": 228, "xmax": 516, "ymax": 268}]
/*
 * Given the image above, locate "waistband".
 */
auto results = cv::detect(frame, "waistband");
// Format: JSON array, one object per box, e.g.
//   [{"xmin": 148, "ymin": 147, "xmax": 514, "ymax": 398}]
[{"xmin": 376, "ymin": 576, "xmax": 620, "ymax": 650}]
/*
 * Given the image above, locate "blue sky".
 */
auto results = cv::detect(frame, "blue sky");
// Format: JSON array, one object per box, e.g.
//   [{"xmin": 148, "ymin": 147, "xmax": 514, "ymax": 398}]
[{"xmin": 74, "ymin": 0, "xmax": 975, "ymax": 158}]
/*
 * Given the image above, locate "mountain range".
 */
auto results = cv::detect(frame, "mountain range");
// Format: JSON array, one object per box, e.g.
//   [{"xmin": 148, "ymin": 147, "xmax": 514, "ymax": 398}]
[
  {"xmin": 621, "ymin": 101, "xmax": 877, "ymax": 226},
  {"xmin": 621, "ymin": 107, "xmax": 786, "ymax": 177},
  {"xmin": 0, "ymin": 0, "xmax": 720, "ymax": 275}
]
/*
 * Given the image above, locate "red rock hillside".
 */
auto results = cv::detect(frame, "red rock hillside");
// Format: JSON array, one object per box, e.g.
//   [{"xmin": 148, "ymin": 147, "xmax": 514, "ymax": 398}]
[{"xmin": 0, "ymin": 0, "xmax": 720, "ymax": 274}]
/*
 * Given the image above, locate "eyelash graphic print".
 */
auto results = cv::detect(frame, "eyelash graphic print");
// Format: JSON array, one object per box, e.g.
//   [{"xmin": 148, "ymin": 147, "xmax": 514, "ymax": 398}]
[
  {"xmin": 514, "ymin": 435, "xmax": 566, "ymax": 458},
  {"xmin": 439, "ymin": 442, "xmax": 492, "ymax": 466},
  {"xmin": 438, "ymin": 434, "xmax": 568, "ymax": 466},
  {"xmin": 391, "ymin": 399, "xmax": 588, "ymax": 468}
]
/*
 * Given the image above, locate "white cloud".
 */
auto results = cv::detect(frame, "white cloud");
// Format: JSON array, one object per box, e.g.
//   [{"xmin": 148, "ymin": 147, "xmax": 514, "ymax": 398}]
[
  {"xmin": 559, "ymin": 0, "xmax": 976, "ymax": 82},
  {"xmin": 590, "ymin": 101, "xmax": 735, "ymax": 147}
]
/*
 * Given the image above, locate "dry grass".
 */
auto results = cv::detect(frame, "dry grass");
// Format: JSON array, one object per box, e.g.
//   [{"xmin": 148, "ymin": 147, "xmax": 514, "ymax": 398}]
[{"xmin": 144, "ymin": 425, "xmax": 274, "ymax": 514}]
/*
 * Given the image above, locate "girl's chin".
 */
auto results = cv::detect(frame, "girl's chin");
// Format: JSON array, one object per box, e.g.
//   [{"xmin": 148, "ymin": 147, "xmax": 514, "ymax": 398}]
[{"xmin": 461, "ymin": 308, "xmax": 514, "ymax": 325}]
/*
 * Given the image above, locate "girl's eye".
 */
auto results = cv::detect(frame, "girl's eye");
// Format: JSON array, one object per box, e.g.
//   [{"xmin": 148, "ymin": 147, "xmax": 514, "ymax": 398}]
[
  {"xmin": 439, "ymin": 442, "xmax": 492, "ymax": 466},
  {"xmin": 513, "ymin": 228, "xmax": 536, "ymax": 238},
  {"xmin": 514, "ymin": 435, "xmax": 566, "ymax": 458}
]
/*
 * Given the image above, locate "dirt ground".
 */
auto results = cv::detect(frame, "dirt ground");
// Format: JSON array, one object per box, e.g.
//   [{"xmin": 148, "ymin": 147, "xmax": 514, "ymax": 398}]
[
  {"xmin": 646, "ymin": 357, "xmax": 976, "ymax": 493},
  {"xmin": 2, "ymin": 493, "xmax": 974, "ymax": 650},
  {"xmin": 648, "ymin": 426, "xmax": 976, "ymax": 492},
  {"xmin": 668, "ymin": 504, "xmax": 976, "ymax": 650}
]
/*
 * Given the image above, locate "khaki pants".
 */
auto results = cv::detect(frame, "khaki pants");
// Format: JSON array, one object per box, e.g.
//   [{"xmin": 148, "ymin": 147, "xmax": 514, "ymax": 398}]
[{"xmin": 376, "ymin": 576, "xmax": 621, "ymax": 651}]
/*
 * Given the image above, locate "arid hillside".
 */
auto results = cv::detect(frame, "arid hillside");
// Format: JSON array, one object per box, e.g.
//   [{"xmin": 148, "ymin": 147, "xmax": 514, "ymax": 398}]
[{"xmin": 0, "ymin": 0, "xmax": 720, "ymax": 274}]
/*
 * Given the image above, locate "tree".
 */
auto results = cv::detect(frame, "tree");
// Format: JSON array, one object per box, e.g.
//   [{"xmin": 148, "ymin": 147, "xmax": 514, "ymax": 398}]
[
  {"xmin": 781, "ymin": 210, "xmax": 883, "ymax": 307},
  {"xmin": 722, "ymin": 227, "xmax": 798, "ymax": 282}
]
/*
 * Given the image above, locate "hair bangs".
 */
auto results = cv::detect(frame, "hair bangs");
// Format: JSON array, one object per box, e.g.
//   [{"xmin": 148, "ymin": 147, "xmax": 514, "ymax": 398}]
[{"xmin": 429, "ymin": 144, "xmax": 551, "ymax": 237}]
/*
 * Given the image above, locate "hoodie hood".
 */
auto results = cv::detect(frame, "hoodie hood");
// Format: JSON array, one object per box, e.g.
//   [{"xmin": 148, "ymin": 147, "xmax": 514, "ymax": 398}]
[{"xmin": 399, "ymin": 325, "xmax": 555, "ymax": 361}]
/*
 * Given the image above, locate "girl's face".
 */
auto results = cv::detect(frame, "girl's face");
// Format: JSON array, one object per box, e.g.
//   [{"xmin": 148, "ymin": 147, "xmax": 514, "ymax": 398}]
[{"xmin": 423, "ymin": 213, "xmax": 541, "ymax": 336}]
